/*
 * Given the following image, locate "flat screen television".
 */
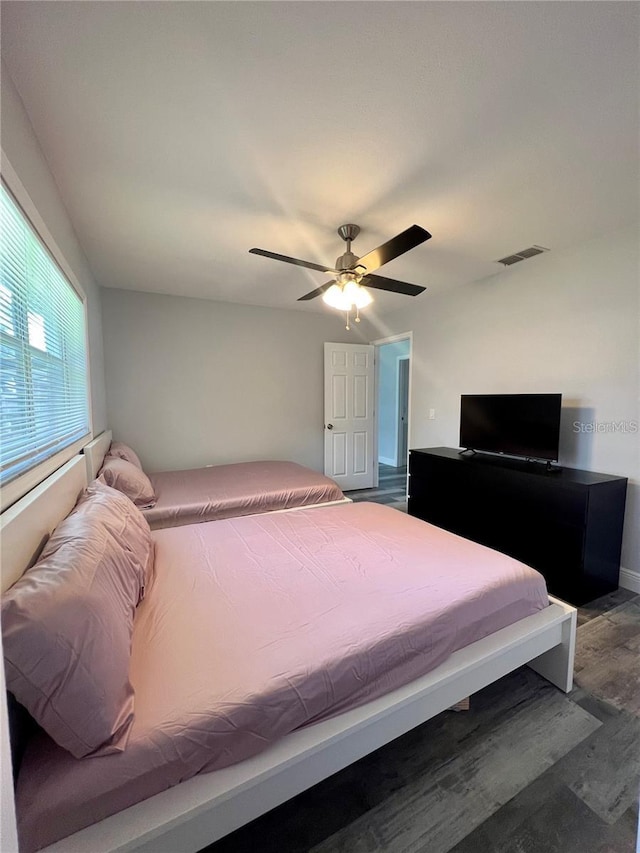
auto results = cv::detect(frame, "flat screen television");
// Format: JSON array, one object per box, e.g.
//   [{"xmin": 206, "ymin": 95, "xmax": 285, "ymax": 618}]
[{"xmin": 459, "ymin": 393, "xmax": 562, "ymax": 462}]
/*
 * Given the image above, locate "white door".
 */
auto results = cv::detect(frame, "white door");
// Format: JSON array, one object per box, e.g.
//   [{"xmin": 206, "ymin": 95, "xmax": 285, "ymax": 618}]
[{"xmin": 324, "ymin": 342, "xmax": 375, "ymax": 491}]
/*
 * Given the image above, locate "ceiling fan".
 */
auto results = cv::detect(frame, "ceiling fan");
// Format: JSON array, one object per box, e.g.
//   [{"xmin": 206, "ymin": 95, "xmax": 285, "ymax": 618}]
[{"xmin": 249, "ymin": 223, "xmax": 431, "ymax": 327}]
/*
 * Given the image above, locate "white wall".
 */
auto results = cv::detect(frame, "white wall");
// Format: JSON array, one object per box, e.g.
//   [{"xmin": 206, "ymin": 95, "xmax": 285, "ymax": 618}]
[
  {"xmin": 379, "ymin": 225, "xmax": 640, "ymax": 575},
  {"xmin": 378, "ymin": 339, "xmax": 410, "ymax": 465},
  {"xmin": 0, "ymin": 62, "xmax": 107, "ymax": 433},
  {"xmin": 101, "ymin": 288, "xmax": 371, "ymax": 473}
]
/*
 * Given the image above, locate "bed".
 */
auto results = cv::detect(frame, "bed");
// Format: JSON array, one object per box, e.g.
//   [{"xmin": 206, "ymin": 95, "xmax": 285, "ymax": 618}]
[
  {"xmin": 0, "ymin": 456, "xmax": 576, "ymax": 853},
  {"xmin": 83, "ymin": 431, "xmax": 349, "ymax": 529}
]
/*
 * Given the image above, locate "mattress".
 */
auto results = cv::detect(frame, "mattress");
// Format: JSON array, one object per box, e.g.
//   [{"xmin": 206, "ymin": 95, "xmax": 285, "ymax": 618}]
[
  {"xmin": 16, "ymin": 502, "xmax": 549, "ymax": 851},
  {"xmin": 143, "ymin": 460, "xmax": 346, "ymax": 529}
]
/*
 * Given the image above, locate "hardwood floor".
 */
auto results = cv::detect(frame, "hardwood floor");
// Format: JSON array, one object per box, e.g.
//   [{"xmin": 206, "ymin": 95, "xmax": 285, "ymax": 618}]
[
  {"xmin": 201, "ymin": 585, "xmax": 639, "ymax": 852},
  {"xmin": 344, "ymin": 463, "xmax": 407, "ymax": 507}
]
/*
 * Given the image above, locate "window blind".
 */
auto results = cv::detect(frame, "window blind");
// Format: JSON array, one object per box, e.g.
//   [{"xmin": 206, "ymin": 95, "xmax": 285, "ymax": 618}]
[{"xmin": 0, "ymin": 183, "xmax": 90, "ymax": 487}]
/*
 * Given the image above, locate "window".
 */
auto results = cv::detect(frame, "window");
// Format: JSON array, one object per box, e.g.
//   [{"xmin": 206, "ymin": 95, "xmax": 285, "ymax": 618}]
[{"xmin": 0, "ymin": 182, "xmax": 90, "ymax": 491}]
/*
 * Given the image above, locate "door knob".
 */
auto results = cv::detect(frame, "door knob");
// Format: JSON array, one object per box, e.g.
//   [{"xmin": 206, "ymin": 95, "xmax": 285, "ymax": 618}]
[{"xmin": 327, "ymin": 423, "xmax": 334, "ymax": 430}]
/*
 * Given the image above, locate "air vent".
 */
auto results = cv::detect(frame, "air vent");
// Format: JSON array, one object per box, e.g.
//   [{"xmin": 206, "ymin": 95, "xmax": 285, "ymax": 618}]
[{"xmin": 496, "ymin": 245, "xmax": 549, "ymax": 266}]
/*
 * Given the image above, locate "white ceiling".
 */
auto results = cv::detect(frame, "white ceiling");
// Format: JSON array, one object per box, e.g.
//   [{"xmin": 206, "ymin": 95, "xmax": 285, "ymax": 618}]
[{"xmin": 2, "ymin": 1, "xmax": 638, "ymax": 315}]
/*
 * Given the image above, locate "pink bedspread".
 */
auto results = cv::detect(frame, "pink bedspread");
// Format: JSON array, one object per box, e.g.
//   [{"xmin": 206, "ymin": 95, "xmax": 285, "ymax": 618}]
[
  {"xmin": 143, "ymin": 460, "xmax": 345, "ymax": 529},
  {"xmin": 16, "ymin": 502, "xmax": 549, "ymax": 851}
]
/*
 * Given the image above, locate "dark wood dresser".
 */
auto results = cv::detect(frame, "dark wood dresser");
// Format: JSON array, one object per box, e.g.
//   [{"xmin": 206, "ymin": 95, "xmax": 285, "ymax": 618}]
[{"xmin": 408, "ymin": 447, "xmax": 628, "ymax": 605}]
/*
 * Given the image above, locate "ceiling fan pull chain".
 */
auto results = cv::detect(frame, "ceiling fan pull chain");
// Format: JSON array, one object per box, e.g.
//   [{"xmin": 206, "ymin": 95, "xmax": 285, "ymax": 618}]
[
  {"xmin": 345, "ymin": 309, "xmax": 350, "ymax": 331},
  {"xmin": 355, "ymin": 305, "xmax": 361, "ymax": 324}
]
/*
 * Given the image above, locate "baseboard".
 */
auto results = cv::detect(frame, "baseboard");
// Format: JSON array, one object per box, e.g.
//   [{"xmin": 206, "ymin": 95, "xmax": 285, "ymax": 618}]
[
  {"xmin": 378, "ymin": 456, "xmax": 397, "ymax": 467},
  {"xmin": 619, "ymin": 567, "xmax": 640, "ymax": 594}
]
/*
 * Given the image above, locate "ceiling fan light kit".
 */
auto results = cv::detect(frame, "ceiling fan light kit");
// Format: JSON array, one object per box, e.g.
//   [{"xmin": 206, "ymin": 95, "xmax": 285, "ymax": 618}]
[
  {"xmin": 322, "ymin": 279, "xmax": 372, "ymax": 331},
  {"xmin": 322, "ymin": 278, "xmax": 372, "ymax": 310},
  {"xmin": 249, "ymin": 223, "xmax": 431, "ymax": 329}
]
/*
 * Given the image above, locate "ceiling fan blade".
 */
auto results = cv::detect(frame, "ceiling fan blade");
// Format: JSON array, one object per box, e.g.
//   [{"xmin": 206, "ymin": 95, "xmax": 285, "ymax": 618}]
[
  {"xmin": 297, "ymin": 280, "xmax": 336, "ymax": 301},
  {"xmin": 362, "ymin": 273, "xmax": 426, "ymax": 297},
  {"xmin": 352, "ymin": 225, "xmax": 431, "ymax": 275},
  {"xmin": 249, "ymin": 248, "xmax": 339, "ymax": 275}
]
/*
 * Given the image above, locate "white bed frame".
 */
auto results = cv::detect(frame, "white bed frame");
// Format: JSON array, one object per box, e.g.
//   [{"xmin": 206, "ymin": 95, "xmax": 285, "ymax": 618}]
[
  {"xmin": 83, "ymin": 429, "xmax": 113, "ymax": 481},
  {"xmin": 0, "ymin": 454, "xmax": 576, "ymax": 853}
]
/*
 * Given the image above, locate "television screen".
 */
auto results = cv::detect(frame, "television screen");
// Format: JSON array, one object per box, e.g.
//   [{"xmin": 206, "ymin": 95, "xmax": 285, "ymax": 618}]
[{"xmin": 459, "ymin": 394, "xmax": 562, "ymax": 462}]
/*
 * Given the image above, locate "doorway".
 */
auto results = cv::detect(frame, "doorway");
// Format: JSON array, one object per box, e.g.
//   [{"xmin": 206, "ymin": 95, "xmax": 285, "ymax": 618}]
[{"xmin": 373, "ymin": 333, "xmax": 411, "ymax": 504}]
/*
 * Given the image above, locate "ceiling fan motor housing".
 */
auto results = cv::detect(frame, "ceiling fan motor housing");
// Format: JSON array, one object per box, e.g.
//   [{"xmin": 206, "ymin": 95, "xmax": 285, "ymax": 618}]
[{"xmin": 335, "ymin": 250, "xmax": 360, "ymax": 271}]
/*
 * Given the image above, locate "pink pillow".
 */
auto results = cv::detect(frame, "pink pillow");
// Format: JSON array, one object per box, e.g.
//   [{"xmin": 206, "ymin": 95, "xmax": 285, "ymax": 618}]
[
  {"xmin": 100, "ymin": 457, "xmax": 156, "ymax": 508},
  {"xmin": 107, "ymin": 440, "xmax": 143, "ymax": 470},
  {"xmin": 1, "ymin": 480, "xmax": 153, "ymax": 759}
]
